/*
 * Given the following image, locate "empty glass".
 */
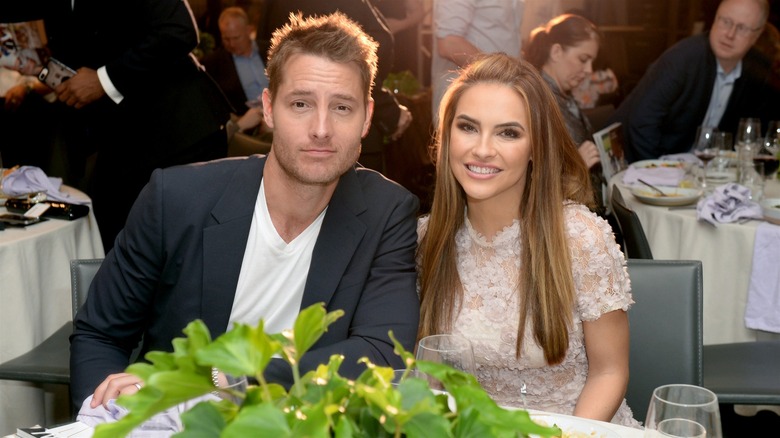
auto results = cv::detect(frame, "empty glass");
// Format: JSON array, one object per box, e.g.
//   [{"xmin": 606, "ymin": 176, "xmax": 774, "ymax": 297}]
[
  {"xmin": 416, "ymin": 334, "xmax": 475, "ymax": 390},
  {"xmin": 644, "ymin": 384, "xmax": 722, "ymax": 438},
  {"xmin": 757, "ymin": 120, "xmax": 780, "ymax": 180}
]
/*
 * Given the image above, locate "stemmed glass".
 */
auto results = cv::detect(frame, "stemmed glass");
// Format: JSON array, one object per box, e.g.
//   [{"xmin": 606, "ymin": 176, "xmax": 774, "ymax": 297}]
[
  {"xmin": 756, "ymin": 120, "xmax": 780, "ymax": 180},
  {"xmin": 735, "ymin": 118, "xmax": 762, "ymax": 183},
  {"xmin": 415, "ymin": 334, "xmax": 475, "ymax": 390},
  {"xmin": 644, "ymin": 384, "xmax": 722, "ymax": 438},
  {"xmin": 692, "ymin": 126, "xmax": 719, "ymax": 165}
]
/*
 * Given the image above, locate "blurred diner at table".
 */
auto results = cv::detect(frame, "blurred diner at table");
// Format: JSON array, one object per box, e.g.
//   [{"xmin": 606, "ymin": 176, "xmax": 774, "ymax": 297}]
[
  {"xmin": 417, "ymin": 52, "xmax": 640, "ymax": 427},
  {"xmin": 609, "ymin": 0, "xmax": 780, "ymax": 163}
]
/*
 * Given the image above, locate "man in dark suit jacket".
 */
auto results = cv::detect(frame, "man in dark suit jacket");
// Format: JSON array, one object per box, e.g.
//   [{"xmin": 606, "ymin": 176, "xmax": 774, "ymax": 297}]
[
  {"xmin": 257, "ymin": 0, "xmax": 412, "ymax": 173},
  {"xmin": 609, "ymin": 0, "xmax": 779, "ymax": 163},
  {"xmin": 70, "ymin": 12, "xmax": 420, "ymax": 410},
  {"xmin": 1, "ymin": 0, "xmax": 233, "ymax": 251},
  {"xmin": 202, "ymin": 6, "xmax": 269, "ymax": 115}
]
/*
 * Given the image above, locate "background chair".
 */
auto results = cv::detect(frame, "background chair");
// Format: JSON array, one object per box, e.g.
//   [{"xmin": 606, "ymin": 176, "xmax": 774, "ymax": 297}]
[
  {"xmin": 612, "ymin": 186, "xmax": 654, "ymax": 259},
  {"xmin": 625, "ymin": 259, "xmax": 703, "ymax": 420},
  {"xmin": 0, "ymin": 259, "xmax": 103, "ymax": 413},
  {"xmin": 704, "ymin": 341, "xmax": 780, "ymax": 405}
]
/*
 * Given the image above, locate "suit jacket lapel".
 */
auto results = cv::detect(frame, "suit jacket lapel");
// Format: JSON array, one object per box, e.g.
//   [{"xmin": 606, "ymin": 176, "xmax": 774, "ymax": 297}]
[
  {"xmin": 201, "ymin": 156, "xmax": 265, "ymax": 336},
  {"xmin": 302, "ymin": 168, "xmax": 367, "ymax": 309}
]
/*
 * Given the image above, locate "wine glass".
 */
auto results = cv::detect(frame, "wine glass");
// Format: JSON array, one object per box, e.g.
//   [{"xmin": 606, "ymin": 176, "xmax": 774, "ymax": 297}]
[
  {"xmin": 416, "ymin": 334, "xmax": 475, "ymax": 390},
  {"xmin": 644, "ymin": 384, "xmax": 722, "ymax": 438},
  {"xmin": 757, "ymin": 120, "xmax": 780, "ymax": 180},
  {"xmin": 692, "ymin": 126, "xmax": 719, "ymax": 165}
]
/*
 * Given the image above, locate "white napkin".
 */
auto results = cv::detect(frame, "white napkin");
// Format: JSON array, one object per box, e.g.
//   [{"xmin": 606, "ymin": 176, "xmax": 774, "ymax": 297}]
[
  {"xmin": 2, "ymin": 165, "xmax": 88, "ymax": 204},
  {"xmin": 77, "ymin": 393, "xmax": 219, "ymax": 437},
  {"xmin": 622, "ymin": 166, "xmax": 685, "ymax": 186},
  {"xmin": 696, "ymin": 183, "xmax": 762, "ymax": 225},
  {"xmin": 745, "ymin": 222, "xmax": 780, "ymax": 333}
]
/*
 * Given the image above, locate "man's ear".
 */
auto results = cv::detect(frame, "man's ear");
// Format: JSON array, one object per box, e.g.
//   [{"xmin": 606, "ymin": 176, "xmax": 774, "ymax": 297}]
[
  {"xmin": 361, "ymin": 98, "xmax": 374, "ymax": 139},
  {"xmin": 262, "ymin": 88, "xmax": 274, "ymax": 129}
]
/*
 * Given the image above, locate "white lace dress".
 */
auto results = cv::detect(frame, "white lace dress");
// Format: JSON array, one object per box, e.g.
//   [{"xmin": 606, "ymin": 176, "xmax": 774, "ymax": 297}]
[{"xmin": 417, "ymin": 203, "xmax": 641, "ymax": 427}]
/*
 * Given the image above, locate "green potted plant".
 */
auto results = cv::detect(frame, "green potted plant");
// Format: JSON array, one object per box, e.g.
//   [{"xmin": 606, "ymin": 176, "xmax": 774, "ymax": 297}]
[{"xmin": 91, "ymin": 303, "xmax": 561, "ymax": 437}]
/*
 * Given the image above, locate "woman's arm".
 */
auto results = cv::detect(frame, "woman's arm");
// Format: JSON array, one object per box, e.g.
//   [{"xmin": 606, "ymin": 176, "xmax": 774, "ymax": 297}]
[{"xmin": 576, "ymin": 309, "xmax": 630, "ymax": 421}]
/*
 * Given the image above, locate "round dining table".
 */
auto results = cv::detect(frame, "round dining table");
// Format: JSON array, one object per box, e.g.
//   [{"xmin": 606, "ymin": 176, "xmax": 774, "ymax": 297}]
[
  {"xmin": 609, "ymin": 171, "xmax": 780, "ymax": 346},
  {"xmin": 0, "ymin": 186, "xmax": 104, "ymax": 436}
]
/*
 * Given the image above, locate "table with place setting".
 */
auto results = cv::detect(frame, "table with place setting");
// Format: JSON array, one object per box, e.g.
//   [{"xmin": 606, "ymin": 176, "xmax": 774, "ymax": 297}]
[
  {"xmin": 609, "ymin": 158, "xmax": 780, "ymax": 346},
  {"xmin": 0, "ymin": 184, "xmax": 104, "ymax": 435}
]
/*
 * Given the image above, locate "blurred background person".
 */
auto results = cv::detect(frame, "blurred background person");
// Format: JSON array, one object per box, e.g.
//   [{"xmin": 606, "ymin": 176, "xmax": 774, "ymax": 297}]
[
  {"xmin": 608, "ymin": 0, "xmax": 779, "ymax": 163},
  {"xmin": 524, "ymin": 14, "xmax": 609, "ymax": 217},
  {"xmin": 430, "ymin": 0, "xmax": 524, "ymax": 119},
  {"xmin": 1, "ymin": 0, "xmax": 233, "ymax": 252},
  {"xmin": 202, "ymin": 6, "xmax": 271, "ymax": 143}
]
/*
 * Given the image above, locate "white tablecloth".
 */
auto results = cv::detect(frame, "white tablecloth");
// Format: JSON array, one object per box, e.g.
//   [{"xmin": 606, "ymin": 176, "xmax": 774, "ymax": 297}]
[
  {"xmin": 610, "ymin": 173, "xmax": 780, "ymax": 345},
  {"xmin": 0, "ymin": 187, "xmax": 104, "ymax": 435}
]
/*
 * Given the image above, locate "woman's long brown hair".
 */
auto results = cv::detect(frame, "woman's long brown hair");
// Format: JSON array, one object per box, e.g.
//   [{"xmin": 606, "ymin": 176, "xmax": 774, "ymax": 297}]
[{"xmin": 417, "ymin": 53, "xmax": 594, "ymax": 364}]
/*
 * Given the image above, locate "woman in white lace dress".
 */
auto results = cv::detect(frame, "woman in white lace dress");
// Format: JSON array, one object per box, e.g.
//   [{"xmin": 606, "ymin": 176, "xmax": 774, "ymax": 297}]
[{"xmin": 416, "ymin": 53, "xmax": 641, "ymax": 428}]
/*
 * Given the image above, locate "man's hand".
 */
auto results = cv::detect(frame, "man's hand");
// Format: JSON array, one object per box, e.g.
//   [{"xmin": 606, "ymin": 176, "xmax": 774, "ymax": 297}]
[
  {"xmin": 56, "ymin": 67, "xmax": 106, "ymax": 109},
  {"xmin": 390, "ymin": 104, "xmax": 412, "ymax": 141},
  {"xmin": 90, "ymin": 372, "xmax": 143, "ymax": 409}
]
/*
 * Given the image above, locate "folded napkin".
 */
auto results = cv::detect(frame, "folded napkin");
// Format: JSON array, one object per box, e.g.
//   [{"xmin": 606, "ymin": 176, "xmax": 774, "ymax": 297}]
[
  {"xmin": 696, "ymin": 183, "xmax": 762, "ymax": 225},
  {"xmin": 1, "ymin": 165, "xmax": 87, "ymax": 204},
  {"xmin": 622, "ymin": 166, "xmax": 685, "ymax": 186},
  {"xmin": 660, "ymin": 152, "xmax": 700, "ymax": 164},
  {"xmin": 745, "ymin": 222, "xmax": 780, "ymax": 333},
  {"xmin": 77, "ymin": 393, "xmax": 219, "ymax": 437}
]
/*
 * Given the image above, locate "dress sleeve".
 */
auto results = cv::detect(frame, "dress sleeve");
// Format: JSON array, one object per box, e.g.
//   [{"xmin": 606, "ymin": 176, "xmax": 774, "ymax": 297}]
[{"xmin": 564, "ymin": 204, "xmax": 633, "ymax": 321}]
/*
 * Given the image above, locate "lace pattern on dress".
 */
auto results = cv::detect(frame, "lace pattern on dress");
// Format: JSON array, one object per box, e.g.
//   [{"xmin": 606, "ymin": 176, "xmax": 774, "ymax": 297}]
[{"xmin": 416, "ymin": 204, "xmax": 640, "ymax": 428}]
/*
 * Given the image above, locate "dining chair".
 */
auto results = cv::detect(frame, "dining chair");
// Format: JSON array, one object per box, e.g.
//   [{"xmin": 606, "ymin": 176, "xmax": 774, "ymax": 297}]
[
  {"xmin": 625, "ymin": 259, "xmax": 703, "ymax": 420},
  {"xmin": 703, "ymin": 340, "xmax": 780, "ymax": 405},
  {"xmin": 611, "ymin": 186, "xmax": 654, "ymax": 259},
  {"xmin": 0, "ymin": 258, "xmax": 103, "ymax": 412}
]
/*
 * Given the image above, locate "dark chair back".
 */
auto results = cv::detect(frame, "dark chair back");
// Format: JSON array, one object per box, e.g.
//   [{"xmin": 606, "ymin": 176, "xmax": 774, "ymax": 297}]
[
  {"xmin": 626, "ymin": 259, "xmax": 703, "ymax": 421},
  {"xmin": 70, "ymin": 258, "xmax": 103, "ymax": 319},
  {"xmin": 611, "ymin": 186, "xmax": 653, "ymax": 259}
]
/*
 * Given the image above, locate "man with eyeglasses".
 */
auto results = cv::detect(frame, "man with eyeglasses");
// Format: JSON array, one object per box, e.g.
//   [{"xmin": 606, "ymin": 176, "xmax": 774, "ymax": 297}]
[{"xmin": 609, "ymin": 0, "xmax": 780, "ymax": 163}]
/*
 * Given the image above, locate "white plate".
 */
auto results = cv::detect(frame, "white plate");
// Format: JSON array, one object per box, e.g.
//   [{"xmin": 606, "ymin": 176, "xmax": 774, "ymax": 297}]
[
  {"xmin": 530, "ymin": 413, "xmax": 621, "ymax": 438},
  {"xmin": 630, "ymin": 159, "xmax": 686, "ymax": 170},
  {"xmin": 630, "ymin": 186, "xmax": 702, "ymax": 206}
]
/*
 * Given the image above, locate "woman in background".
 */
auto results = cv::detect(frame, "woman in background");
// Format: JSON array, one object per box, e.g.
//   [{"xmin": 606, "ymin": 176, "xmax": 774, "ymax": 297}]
[{"xmin": 416, "ymin": 52, "xmax": 640, "ymax": 427}]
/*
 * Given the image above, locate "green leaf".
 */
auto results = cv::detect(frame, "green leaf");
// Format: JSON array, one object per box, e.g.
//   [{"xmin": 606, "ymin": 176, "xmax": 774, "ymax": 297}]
[
  {"xmin": 175, "ymin": 402, "xmax": 226, "ymax": 438},
  {"xmin": 196, "ymin": 320, "xmax": 280, "ymax": 378},
  {"xmin": 292, "ymin": 304, "xmax": 344, "ymax": 363},
  {"xmin": 223, "ymin": 403, "xmax": 292, "ymax": 437}
]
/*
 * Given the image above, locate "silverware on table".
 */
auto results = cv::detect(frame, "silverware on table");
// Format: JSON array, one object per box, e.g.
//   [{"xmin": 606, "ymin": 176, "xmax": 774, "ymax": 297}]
[{"xmin": 638, "ymin": 178, "xmax": 668, "ymax": 197}]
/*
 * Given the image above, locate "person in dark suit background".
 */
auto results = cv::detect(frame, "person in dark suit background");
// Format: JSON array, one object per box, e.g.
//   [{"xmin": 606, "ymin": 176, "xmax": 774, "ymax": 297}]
[
  {"xmin": 70, "ymin": 12, "xmax": 419, "ymax": 412},
  {"xmin": 608, "ymin": 0, "xmax": 779, "ymax": 163},
  {"xmin": 202, "ymin": 6, "xmax": 271, "ymax": 142},
  {"xmin": 1, "ymin": 0, "xmax": 233, "ymax": 252},
  {"xmin": 202, "ymin": 6, "xmax": 268, "ymax": 115},
  {"xmin": 257, "ymin": 0, "xmax": 412, "ymax": 174}
]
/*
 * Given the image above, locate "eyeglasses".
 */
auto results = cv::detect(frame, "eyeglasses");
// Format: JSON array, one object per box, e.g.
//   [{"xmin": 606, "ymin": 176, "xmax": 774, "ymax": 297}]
[{"xmin": 714, "ymin": 15, "xmax": 763, "ymax": 37}]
